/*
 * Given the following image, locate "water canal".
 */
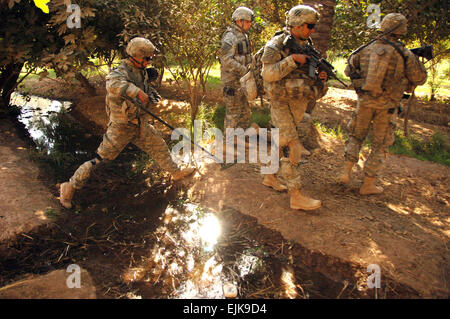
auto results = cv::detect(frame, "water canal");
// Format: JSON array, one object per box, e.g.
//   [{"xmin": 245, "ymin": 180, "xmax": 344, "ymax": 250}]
[{"xmin": 0, "ymin": 94, "xmax": 365, "ymax": 299}]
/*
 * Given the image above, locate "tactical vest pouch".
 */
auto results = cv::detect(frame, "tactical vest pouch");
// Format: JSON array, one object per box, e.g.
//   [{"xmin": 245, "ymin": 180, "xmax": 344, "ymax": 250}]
[
  {"xmin": 240, "ymin": 70, "xmax": 258, "ymax": 100},
  {"xmin": 237, "ymin": 39, "xmax": 250, "ymax": 55},
  {"xmin": 285, "ymin": 78, "xmax": 307, "ymax": 97},
  {"xmin": 122, "ymin": 100, "xmax": 139, "ymax": 122},
  {"xmin": 237, "ymin": 42, "xmax": 243, "ymax": 55}
]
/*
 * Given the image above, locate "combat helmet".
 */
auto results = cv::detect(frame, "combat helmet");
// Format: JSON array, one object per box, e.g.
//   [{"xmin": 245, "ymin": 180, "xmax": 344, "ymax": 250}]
[
  {"xmin": 286, "ymin": 5, "xmax": 320, "ymax": 27},
  {"xmin": 232, "ymin": 6, "xmax": 254, "ymax": 22},
  {"xmin": 126, "ymin": 37, "xmax": 157, "ymax": 59},
  {"xmin": 380, "ymin": 13, "xmax": 407, "ymax": 35}
]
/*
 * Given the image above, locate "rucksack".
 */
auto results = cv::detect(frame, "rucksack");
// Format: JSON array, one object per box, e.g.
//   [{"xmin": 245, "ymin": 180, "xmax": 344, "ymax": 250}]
[
  {"xmin": 240, "ymin": 46, "xmax": 265, "ymax": 100},
  {"xmin": 240, "ymin": 30, "xmax": 286, "ymax": 100}
]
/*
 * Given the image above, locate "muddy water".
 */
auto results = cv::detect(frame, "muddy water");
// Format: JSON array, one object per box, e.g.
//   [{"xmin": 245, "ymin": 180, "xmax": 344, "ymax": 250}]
[
  {"xmin": 123, "ymin": 203, "xmax": 357, "ymax": 299},
  {"xmin": 4, "ymin": 94, "xmax": 362, "ymax": 299},
  {"xmin": 12, "ymin": 93, "xmax": 72, "ymax": 149},
  {"xmin": 10, "ymin": 93, "xmax": 100, "ymax": 181}
]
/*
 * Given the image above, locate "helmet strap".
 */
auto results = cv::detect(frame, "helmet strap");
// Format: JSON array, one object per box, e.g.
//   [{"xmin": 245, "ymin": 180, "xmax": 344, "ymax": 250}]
[
  {"xmin": 129, "ymin": 56, "xmax": 146, "ymax": 69},
  {"xmin": 235, "ymin": 20, "xmax": 247, "ymax": 33}
]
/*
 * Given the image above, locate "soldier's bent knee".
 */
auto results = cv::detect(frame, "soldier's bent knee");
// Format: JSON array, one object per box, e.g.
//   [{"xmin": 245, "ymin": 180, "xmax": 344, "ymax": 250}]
[{"xmin": 90, "ymin": 153, "xmax": 104, "ymax": 166}]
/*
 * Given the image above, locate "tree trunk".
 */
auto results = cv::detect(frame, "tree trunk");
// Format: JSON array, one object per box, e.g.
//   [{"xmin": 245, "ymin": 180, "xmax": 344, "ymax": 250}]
[
  {"xmin": 430, "ymin": 90, "xmax": 435, "ymax": 101},
  {"xmin": 190, "ymin": 88, "xmax": 200, "ymax": 125},
  {"xmin": 303, "ymin": 0, "xmax": 337, "ymax": 57},
  {"xmin": 75, "ymin": 72, "xmax": 97, "ymax": 96},
  {"xmin": 0, "ymin": 62, "xmax": 24, "ymax": 113},
  {"xmin": 157, "ymin": 67, "xmax": 164, "ymax": 88}
]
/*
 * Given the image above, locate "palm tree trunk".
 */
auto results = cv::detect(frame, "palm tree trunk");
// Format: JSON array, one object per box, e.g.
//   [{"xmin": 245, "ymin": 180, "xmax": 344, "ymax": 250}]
[{"xmin": 303, "ymin": 0, "xmax": 337, "ymax": 57}]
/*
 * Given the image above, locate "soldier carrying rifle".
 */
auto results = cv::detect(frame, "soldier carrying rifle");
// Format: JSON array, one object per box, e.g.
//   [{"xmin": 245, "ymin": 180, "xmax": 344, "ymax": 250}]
[
  {"xmin": 59, "ymin": 37, "xmax": 195, "ymax": 209},
  {"xmin": 260, "ymin": 5, "xmax": 329, "ymax": 211},
  {"xmin": 337, "ymin": 13, "xmax": 428, "ymax": 195}
]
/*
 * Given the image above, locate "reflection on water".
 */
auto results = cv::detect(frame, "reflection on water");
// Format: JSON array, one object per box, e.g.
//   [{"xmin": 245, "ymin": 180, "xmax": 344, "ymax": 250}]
[
  {"xmin": 122, "ymin": 203, "xmax": 236, "ymax": 298},
  {"xmin": 121, "ymin": 203, "xmax": 331, "ymax": 299},
  {"xmin": 11, "ymin": 93, "xmax": 72, "ymax": 152},
  {"xmin": 10, "ymin": 93, "xmax": 98, "ymax": 180},
  {"xmin": 151, "ymin": 204, "xmax": 228, "ymax": 299}
]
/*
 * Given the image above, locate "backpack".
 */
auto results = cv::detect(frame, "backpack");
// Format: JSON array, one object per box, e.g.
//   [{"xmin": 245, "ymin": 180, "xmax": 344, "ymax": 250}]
[
  {"xmin": 240, "ymin": 30, "xmax": 286, "ymax": 100},
  {"xmin": 240, "ymin": 46, "xmax": 265, "ymax": 100}
]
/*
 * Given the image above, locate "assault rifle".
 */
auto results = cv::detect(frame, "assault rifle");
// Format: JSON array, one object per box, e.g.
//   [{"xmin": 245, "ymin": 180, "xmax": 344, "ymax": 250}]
[
  {"xmin": 410, "ymin": 45, "xmax": 433, "ymax": 61},
  {"xmin": 284, "ymin": 35, "xmax": 348, "ymax": 88},
  {"xmin": 121, "ymin": 95, "xmax": 231, "ymax": 168},
  {"xmin": 146, "ymin": 67, "xmax": 159, "ymax": 82}
]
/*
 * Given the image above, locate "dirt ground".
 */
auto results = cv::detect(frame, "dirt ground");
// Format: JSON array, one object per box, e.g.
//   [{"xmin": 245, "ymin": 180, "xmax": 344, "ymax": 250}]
[
  {"xmin": 0, "ymin": 120, "xmax": 57, "ymax": 242},
  {"xmin": 1, "ymin": 77, "xmax": 449, "ymax": 298}
]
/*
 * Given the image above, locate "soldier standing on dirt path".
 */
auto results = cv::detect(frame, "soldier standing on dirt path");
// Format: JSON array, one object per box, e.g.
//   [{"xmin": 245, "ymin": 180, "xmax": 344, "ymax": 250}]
[
  {"xmin": 219, "ymin": 6, "xmax": 254, "ymax": 131},
  {"xmin": 59, "ymin": 37, "xmax": 195, "ymax": 209},
  {"xmin": 337, "ymin": 13, "xmax": 427, "ymax": 195},
  {"xmin": 260, "ymin": 5, "xmax": 329, "ymax": 211}
]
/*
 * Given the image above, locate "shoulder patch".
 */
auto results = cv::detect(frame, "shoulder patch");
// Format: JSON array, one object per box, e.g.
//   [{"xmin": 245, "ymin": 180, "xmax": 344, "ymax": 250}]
[
  {"xmin": 261, "ymin": 45, "xmax": 281, "ymax": 64},
  {"xmin": 376, "ymin": 47, "xmax": 385, "ymax": 55},
  {"xmin": 222, "ymin": 31, "xmax": 237, "ymax": 47},
  {"xmin": 267, "ymin": 34, "xmax": 284, "ymax": 51}
]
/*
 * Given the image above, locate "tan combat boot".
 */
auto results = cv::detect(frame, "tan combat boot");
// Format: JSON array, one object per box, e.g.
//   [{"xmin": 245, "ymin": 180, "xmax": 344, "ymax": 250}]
[
  {"xmin": 262, "ymin": 174, "xmax": 287, "ymax": 192},
  {"xmin": 290, "ymin": 189, "xmax": 322, "ymax": 211},
  {"xmin": 336, "ymin": 161, "xmax": 355, "ymax": 184},
  {"xmin": 59, "ymin": 182, "xmax": 76, "ymax": 209},
  {"xmin": 359, "ymin": 176, "xmax": 384, "ymax": 195},
  {"xmin": 172, "ymin": 167, "xmax": 196, "ymax": 181}
]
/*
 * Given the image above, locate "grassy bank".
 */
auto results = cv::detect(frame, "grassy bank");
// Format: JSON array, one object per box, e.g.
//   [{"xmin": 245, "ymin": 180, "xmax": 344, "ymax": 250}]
[
  {"xmin": 313, "ymin": 121, "xmax": 449, "ymax": 167},
  {"xmin": 389, "ymin": 131, "xmax": 450, "ymax": 166}
]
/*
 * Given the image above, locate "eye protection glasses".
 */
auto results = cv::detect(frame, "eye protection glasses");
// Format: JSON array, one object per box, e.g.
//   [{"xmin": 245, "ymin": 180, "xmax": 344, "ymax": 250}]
[
  {"xmin": 306, "ymin": 23, "xmax": 316, "ymax": 30},
  {"xmin": 144, "ymin": 56, "xmax": 153, "ymax": 62}
]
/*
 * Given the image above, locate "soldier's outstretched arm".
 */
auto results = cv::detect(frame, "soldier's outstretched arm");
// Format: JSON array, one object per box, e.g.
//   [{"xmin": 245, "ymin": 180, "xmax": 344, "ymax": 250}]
[
  {"xmin": 220, "ymin": 33, "xmax": 247, "ymax": 76},
  {"xmin": 261, "ymin": 45, "xmax": 297, "ymax": 82}
]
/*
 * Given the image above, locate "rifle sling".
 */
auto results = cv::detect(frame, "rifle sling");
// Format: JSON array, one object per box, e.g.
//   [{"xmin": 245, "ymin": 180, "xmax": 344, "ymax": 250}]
[
  {"xmin": 380, "ymin": 37, "xmax": 408, "ymax": 70},
  {"xmin": 347, "ymin": 37, "xmax": 408, "ymax": 82}
]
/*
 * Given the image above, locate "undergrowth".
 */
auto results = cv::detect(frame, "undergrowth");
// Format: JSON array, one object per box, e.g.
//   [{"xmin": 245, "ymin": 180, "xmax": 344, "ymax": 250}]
[{"xmin": 389, "ymin": 131, "xmax": 449, "ymax": 166}]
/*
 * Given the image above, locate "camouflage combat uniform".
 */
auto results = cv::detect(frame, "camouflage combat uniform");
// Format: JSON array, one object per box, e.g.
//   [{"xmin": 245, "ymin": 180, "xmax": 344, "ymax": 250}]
[
  {"xmin": 69, "ymin": 59, "xmax": 178, "ymax": 189},
  {"xmin": 344, "ymin": 36, "xmax": 427, "ymax": 177},
  {"xmin": 261, "ymin": 29, "xmax": 328, "ymax": 190},
  {"xmin": 219, "ymin": 24, "xmax": 252, "ymax": 129}
]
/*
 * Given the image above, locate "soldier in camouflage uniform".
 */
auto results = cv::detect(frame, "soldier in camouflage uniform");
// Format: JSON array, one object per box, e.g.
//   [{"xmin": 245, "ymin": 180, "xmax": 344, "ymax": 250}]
[
  {"xmin": 260, "ymin": 5, "xmax": 329, "ymax": 210},
  {"xmin": 219, "ymin": 6, "xmax": 254, "ymax": 130},
  {"xmin": 337, "ymin": 13, "xmax": 427, "ymax": 195},
  {"xmin": 59, "ymin": 37, "xmax": 194, "ymax": 209}
]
